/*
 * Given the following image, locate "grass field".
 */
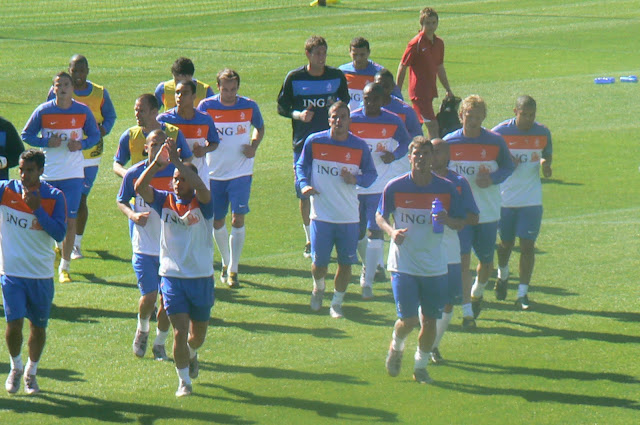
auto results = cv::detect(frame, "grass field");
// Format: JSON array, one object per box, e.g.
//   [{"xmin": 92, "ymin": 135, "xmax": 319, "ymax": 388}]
[{"xmin": 1, "ymin": 0, "xmax": 639, "ymax": 423}]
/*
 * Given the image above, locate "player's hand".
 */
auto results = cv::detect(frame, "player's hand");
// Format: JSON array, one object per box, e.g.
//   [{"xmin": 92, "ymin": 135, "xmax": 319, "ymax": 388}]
[
  {"xmin": 299, "ymin": 109, "xmax": 314, "ymax": 123},
  {"xmin": 153, "ymin": 143, "xmax": 171, "ymax": 167},
  {"xmin": 340, "ymin": 168, "xmax": 357, "ymax": 185},
  {"xmin": 192, "ymin": 142, "xmax": 206, "ymax": 158},
  {"xmin": 476, "ymin": 172, "xmax": 492, "ymax": 188},
  {"xmin": 22, "ymin": 187, "xmax": 41, "ymax": 211},
  {"xmin": 380, "ymin": 151, "xmax": 395, "ymax": 164},
  {"xmin": 301, "ymin": 186, "xmax": 319, "ymax": 196},
  {"xmin": 132, "ymin": 211, "xmax": 150, "ymax": 226},
  {"xmin": 391, "ymin": 228, "xmax": 408, "ymax": 245},
  {"xmin": 434, "ymin": 209, "xmax": 448, "ymax": 224},
  {"xmin": 542, "ymin": 161, "xmax": 552, "ymax": 178},
  {"xmin": 242, "ymin": 144, "xmax": 257, "ymax": 158},
  {"xmin": 165, "ymin": 137, "xmax": 181, "ymax": 163},
  {"xmin": 48, "ymin": 134, "xmax": 62, "ymax": 148},
  {"xmin": 67, "ymin": 139, "xmax": 82, "ymax": 152}
]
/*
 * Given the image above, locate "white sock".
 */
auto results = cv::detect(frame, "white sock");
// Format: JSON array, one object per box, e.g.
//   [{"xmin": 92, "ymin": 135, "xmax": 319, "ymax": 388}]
[
  {"xmin": 471, "ymin": 276, "xmax": 488, "ymax": 298},
  {"xmin": 331, "ymin": 290, "xmax": 345, "ymax": 306},
  {"xmin": 313, "ymin": 277, "xmax": 326, "ymax": 292},
  {"xmin": 137, "ymin": 314, "xmax": 150, "ymax": 333},
  {"xmin": 497, "ymin": 266, "xmax": 509, "ymax": 280},
  {"xmin": 187, "ymin": 342, "xmax": 197, "ymax": 360},
  {"xmin": 154, "ymin": 328, "xmax": 169, "ymax": 346},
  {"xmin": 74, "ymin": 234, "xmax": 83, "ymax": 248},
  {"xmin": 433, "ymin": 311, "xmax": 453, "ymax": 349},
  {"xmin": 414, "ymin": 347, "xmax": 430, "ymax": 370},
  {"xmin": 364, "ymin": 238, "xmax": 383, "ymax": 287},
  {"xmin": 518, "ymin": 283, "xmax": 529, "ymax": 298},
  {"xmin": 25, "ymin": 358, "xmax": 38, "ymax": 376},
  {"xmin": 228, "ymin": 226, "xmax": 245, "ymax": 273},
  {"xmin": 59, "ymin": 259, "xmax": 70, "ymax": 272},
  {"xmin": 357, "ymin": 237, "xmax": 367, "ymax": 263},
  {"xmin": 10, "ymin": 354, "xmax": 23, "ymax": 371},
  {"xmin": 213, "ymin": 227, "xmax": 230, "ymax": 267},
  {"xmin": 176, "ymin": 367, "xmax": 191, "ymax": 385},
  {"xmin": 391, "ymin": 329, "xmax": 407, "ymax": 352},
  {"xmin": 303, "ymin": 224, "xmax": 311, "ymax": 244},
  {"xmin": 55, "ymin": 241, "xmax": 61, "ymax": 250},
  {"xmin": 462, "ymin": 303, "xmax": 473, "ymax": 318}
]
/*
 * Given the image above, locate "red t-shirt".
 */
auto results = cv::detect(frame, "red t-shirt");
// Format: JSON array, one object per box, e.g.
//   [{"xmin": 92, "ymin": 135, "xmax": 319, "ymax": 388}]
[{"xmin": 401, "ymin": 32, "xmax": 444, "ymax": 100}]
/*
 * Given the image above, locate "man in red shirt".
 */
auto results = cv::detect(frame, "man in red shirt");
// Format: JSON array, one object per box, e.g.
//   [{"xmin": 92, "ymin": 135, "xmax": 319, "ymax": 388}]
[{"xmin": 397, "ymin": 7, "xmax": 454, "ymax": 140}]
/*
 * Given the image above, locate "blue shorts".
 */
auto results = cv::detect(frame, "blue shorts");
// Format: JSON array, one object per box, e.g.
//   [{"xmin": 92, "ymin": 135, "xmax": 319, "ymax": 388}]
[
  {"xmin": 310, "ymin": 220, "xmax": 359, "ymax": 267},
  {"xmin": 358, "ymin": 193, "xmax": 381, "ymax": 235},
  {"xmin": 81, "ymin": 165, "xmax": 99, "ymax": 196},
  {"xmin": 293, "ymin": 151, "xmax": 309, "ymax": 200},
  {"xmin": 469, "ymin": 221, "xmax": 499, "ymax": 264},
  {"xmin": 46, "ymin": 178, "xmax": 83, "ymax": 218},
  {"xmin": 1, "ymin": 275, "xmax": 54, "ymax": 328},
  {"xmin": 459, "ymin": 225, "xmax": 473, "ymax": 255},
  {"xmin": 160, "ymin": 276, "xmax": 215, "ymax": 322},
  {"xmin": 391, "ymin": 272, "xmax": 447, "ymax": 319},
  {"xmin": 499, "ymin": 206, "xmax": 543, "ymax": 242},
  {"xmin": 445, "ymin": 263, "xmax": 463, "ymax": 306},
  {"xmin": 210, "ymin": 175, "xmax": 252, "ymax": 220},
  {"xmin": 132, "ymin": 253, "xmax": 160, "ymax": 296}
]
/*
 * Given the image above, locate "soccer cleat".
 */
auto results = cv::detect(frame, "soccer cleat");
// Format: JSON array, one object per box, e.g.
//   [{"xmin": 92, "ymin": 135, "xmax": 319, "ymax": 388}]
[
  {"xmin": 23, "ymin": 374, "xmax": 40, "ymax": 395},
  {"xmin": 132, "ymin": 329, "xmax": 149, "ymax": 357},
  {"xmin": 303, "ymin": 242, "xmax": 311, "ymax": 258},
  {"xmin": 58, "ymin": 270, "xmax": 72, "ymax": 284},
  {"xmin": 515, "ymin": 295, "xmax": 531, "ymax": 311},
  {"xmin": 462, "ymin": 316, "xmax": 477, "ymax": 331},
  {"xmin": 5, "ymin": 369, "xmax": 23, "ymax": 394},
  {"xmin": 152, "ymin": 344, "xmax": 169, "ymax": 361},
  {"xmin": 175, "ymin": 380, "xmax": 192, "ymax": 397},
  {"xmin": 430, "ymin": 347, "xmax": 444, "ymax": 364},
  {"xmin": 385, "ymin": 347, "xmax": 403, "ymax": 377},
  {"xmin": 329, "ymin": 304, "xmax": 344, "ymax": 319},
  {"xmin": 70, "ymin": 245, "xmax": 84, "ymax": 260},
  {"xmin": 374, "ymin": 265, "xmax": 387, "ymax": 282},
  {"xmin": 220, "ymin": 266, "xmax": 228, "ymax": 284},
  {"xmin": 228, "ymin": 272, "xmax": 240, "ymax": 288},
  {"xmin": 471, "ymin": 295, "xmax": 483, "ymax": 319},
  {"xmin": 413, "ymin": 368, "xmax": 434, "ymax": 384},
  {"xmin": 361, "ymin": 286, "xmax": 374, "ymax": 300},
  {"xmin": 310, "ymin": 290, "xmax": 324, "ymax": 312},
  {"xmin": 494, "ymin": 277, "xmax": 508, "ymax": 301},
  {"xmin": 189, "ymin": 353, "xmax": 199, "ymax": 379}
]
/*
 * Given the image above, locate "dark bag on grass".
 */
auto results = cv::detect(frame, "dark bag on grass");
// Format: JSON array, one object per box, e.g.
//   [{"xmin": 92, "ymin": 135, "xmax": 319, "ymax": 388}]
[{"xmin": 436, "ymin": 96, "xmax": 462, "ymax": 138}]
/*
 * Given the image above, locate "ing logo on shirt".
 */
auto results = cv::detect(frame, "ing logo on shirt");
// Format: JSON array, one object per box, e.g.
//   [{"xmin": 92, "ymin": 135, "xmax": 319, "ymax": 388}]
[
  {"xmin": 375, "ymin": 143, "xmax": 386, "ymax": 153},
  {"xmin": 531, "ymin": 152, "xmax": 540, "ymax": 162},
  {"xmin": 237, "ymin": 125, "xmax": 247, "ymax": 135},
  {"xmin": 30, "ymin": 218, "xmax": 43, "ymax": 231},
  {"xmin": 478, "ymin": 164, "xmax": 491, "ymax": 174}
]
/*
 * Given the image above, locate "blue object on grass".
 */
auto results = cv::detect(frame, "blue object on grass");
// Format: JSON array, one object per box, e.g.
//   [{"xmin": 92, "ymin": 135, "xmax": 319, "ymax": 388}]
[
  {"xmin": 594, "ymin": 77, "xmax": 615, "ymax": 84},
  {"xmin": 620, "ymin": 76, "xmax": 638, "ymax": 83}
]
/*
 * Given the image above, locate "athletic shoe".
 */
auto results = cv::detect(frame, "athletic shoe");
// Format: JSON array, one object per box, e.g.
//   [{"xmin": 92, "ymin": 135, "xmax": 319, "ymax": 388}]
[
  {"xmin": 189, "ymin": 353, "xmax": 199, "ymax": 379},
  {"xmin": 413, "ymin": 368, "xmax": 434, "ymax": 384},
  {"xmin": 310, "ymin": 290, "xmax": 324, "ymax": 312},
  {"xmin": 70, "ymin": 245, "xmax": 84, "ymax": 260},
  {"xmin": 329, "ymin": 304, "xmax": 344, "ymax": 319},
  {"xmin": 385, "ymin": 347, "xmax": 403, "ymax": 377},
  {"xmin": 175, "ymin": 380, "xmax": 192, "ymax": 397},
  {"xmin": 495, "ymin": 277, "xmax": 508, "ymax": 301},
  {"xmin": 471, "ymin": 295, "xmax": 483, "ymax": 319},
  {"xmin": 152, "ymin": 344, "xmax": 169, "ymax": 361},
  {"xmin": 361, "ymin": 286, "xmax": 374, "ymax": 300},
  {"xmin": 228, "ymin": 272, "xmax": 240, "ymax": 288},
  {"xmin": 58, "ymin": 270, "xmax": 72, "ymax": 284},
  {"xmin": 374, "ymin": 265, "xmax": 387, "ymax": 282},
  {"xmin": 359, "ymin": 267, "xmax": 366, "ymax": 287},
  {"xmin": 303, "ymin": 242, "xmax": 311, "ymax": 258},
  {"xmin": 5, "ymin": 369, "xmax": 23, "ymax": 394},
  {"xmin": 430, "ymin": 347, "xmax": 444, "ymax": 364},
  {"xmin": 220, "ymin": 266, "xmax": 228, "ymax": 284},
  {"xmin": 515, "ymin": 295, "xmax": 530, "ymax": 311},
  {"xmin": 132, "ymin": 329, "xmax": 149, "ymax": 357},
  {"xmin": 462, "ymin": 316, "xmax": 477, "ymax": 331},
  {"xmin": 23, "ymin": 374, "xmax": 40, "ymax": 395}
]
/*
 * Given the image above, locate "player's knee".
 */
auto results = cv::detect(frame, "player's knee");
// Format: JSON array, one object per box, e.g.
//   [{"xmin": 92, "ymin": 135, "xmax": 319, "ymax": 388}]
[
  {"xmin": 213, "ymin": 219, "xmax": 226, "ymax": 230},
  {"xmin": 231, "ymin": 214, "xmax": 245, "ymax": 228}
]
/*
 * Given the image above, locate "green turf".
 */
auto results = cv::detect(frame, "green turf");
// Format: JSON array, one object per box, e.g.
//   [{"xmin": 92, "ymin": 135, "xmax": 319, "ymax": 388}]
[{"xmin": 1, "ymin": 0, "xmax": 639, "ymax": 423}]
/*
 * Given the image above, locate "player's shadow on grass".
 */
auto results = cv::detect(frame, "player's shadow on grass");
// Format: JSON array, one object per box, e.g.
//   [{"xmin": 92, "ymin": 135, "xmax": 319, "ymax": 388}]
[
  {"xmin": 210, "ymin": 317, "xmax": 349, "ymax": 339},
  {"xmin": 203, "ymin": 362, "xmax": 367, "ymax": 385},
  {"xmin": 233, "ymin": 263, "xmax": 312, "ymax": 280},
  {"xmin": 50, "ymin": 305, "xmax": 132, "ymax": 323},
  {"xmin": 203, "ymin": 383, "xmax": 399, "ymax": 422},
  {"xmin": 433, "ymin": 381, "xmax": 639, "ymax": 410},
  {"xmin": 442, "ymin": 360, "xmax": 640, "ymax": 384},
  {"xmin": 0, "ymin": 391, "xmax": 250, "ymax": 424},
  {"xmin": 0, "ymin": 362, "xmax": 85, "ymax": 383},
  {"xmin": 87, "ymin": 249, "xmax": 131, "ymax": 264},
  {"xmin": 76, "ymin": 272, "xmax": 134, "ymax": 289},
  {"xmin": 541, "ymin": 178, "xmax": 583, "ymax": 186}
]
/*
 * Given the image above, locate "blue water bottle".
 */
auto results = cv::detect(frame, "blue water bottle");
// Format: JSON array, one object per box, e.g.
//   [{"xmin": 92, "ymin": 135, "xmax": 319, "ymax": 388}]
[{"xmin": 432, "ymin": 198, "xmax": 444, "ymax": 233}]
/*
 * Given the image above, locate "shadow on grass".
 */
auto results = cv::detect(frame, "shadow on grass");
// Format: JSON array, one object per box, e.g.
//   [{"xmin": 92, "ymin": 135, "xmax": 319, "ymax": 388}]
[
  {"xmin": 87, "ymin": 249, "xmax": 131, "ymax": 264},
  {"xmin": 50, "ymin": 305, "xmax": 132, "ymax": 323},
  {"xmin": 433, "ymin": 381, "xmax": 639, "ymax": 410},
  {"xmin": 210, "ymin": 317, "xmax": 349, "ymax": 339},
  {"xmin": 0, "ymin": 362, "xmax": 85, "ymax": 383},
  {"xmin": 442, "ymin": 360, "xmax": 640, "ymax": 384},
  {"xmin": 75, "ymin": 272, "xmax": 134, "ymax": 289},
  {"xmin": 0, "ymin": 391, "xmax": 250, "ymax": 424},
  {"xmin": 541, "ymin": 178, "xmax": 584, "ymax": 186},
  {"xmin": 204, "ymin": 383, "xmax": 398, "ymax": 422},
  {"xmin": 203, "ymin": 362, "xmax": 367, "ymax": 385}
]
